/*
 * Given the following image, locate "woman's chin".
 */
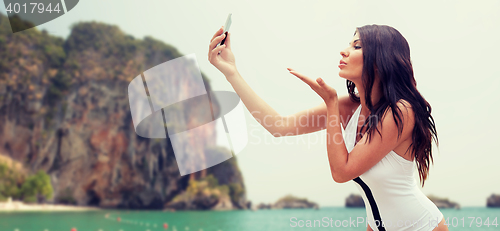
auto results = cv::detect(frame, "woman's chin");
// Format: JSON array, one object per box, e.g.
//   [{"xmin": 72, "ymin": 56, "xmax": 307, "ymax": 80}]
[
  {"xmin": 338, "ymin": 72, "xmax": 360, "ymax": 82},
  {"xmin": 338, "ymin": 73, "xmax": 347, "ymax": 80}
]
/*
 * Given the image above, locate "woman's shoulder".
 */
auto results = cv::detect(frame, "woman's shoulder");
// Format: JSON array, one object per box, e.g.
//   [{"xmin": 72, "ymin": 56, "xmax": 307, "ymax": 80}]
[
  {"xmin": 381, "ymin": 99, "xmax": 415, "ymax": 134},
  {"xmin": 382, "ymin": 99, "xmax": 413, "ymax": 115},
  {"xmin": 397, "ymin": 99, "xmax": 412, "ymax": 109},
  {"xmin": 393, "ymin": 99, "xmax": 414, "ymax": 121},
  {"xmin": 343, "ymin": 96, "xmax": 360, "ymax": 114}
]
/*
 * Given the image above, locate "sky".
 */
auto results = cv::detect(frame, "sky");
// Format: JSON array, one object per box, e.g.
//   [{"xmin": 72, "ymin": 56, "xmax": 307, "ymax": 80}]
[{"xmin": 2, "ymin": 0, "xmax": 500, "ymax": 207}]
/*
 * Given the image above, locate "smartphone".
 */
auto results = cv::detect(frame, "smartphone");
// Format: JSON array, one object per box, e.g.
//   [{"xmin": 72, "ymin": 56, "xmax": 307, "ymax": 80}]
[{"xmin": 218, "ymin": 13, "xmax": 232, "ymax": 47}]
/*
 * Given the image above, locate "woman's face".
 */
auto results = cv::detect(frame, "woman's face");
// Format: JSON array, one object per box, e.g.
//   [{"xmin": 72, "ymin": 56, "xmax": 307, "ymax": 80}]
[{"xmin": 339, "ymin": 31, "xmax": 363, "ymax": 82}]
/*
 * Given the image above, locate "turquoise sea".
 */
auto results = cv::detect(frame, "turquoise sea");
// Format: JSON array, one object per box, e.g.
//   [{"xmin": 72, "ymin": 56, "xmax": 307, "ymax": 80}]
[{"xmin": 1, "ymin": 207, "xmax": 499, "ymax": 231}]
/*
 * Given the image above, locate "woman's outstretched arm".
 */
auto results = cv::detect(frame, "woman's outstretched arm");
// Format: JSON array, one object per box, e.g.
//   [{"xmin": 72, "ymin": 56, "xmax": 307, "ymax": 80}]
[
  {"xmin": 226, "ymin": 73, "xmax": 355, "ymax": 137},
  {"xmin": 208, "ymin": 26, "xmax": 353, "ymax": 137}
]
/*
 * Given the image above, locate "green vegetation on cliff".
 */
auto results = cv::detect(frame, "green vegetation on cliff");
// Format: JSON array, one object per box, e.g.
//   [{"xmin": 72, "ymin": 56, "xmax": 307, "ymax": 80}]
[
  {"xmin": 19, "ymin": 170, "xmax": 53, "ymax": 203},
  {"xmin": 0, "ymin": 163, "xmax": 23, "ymax": 200},
  {"xmin": 167, "ymin": 174, "xmax": 230, "ymax": 210},
  {"xmin": 0, "ymin": 162, "xmax": 53, "ymax": 203}
]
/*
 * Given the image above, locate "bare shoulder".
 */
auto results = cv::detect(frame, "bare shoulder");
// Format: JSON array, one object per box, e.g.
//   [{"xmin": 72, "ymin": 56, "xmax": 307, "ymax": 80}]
[
  {"xmin": 395, "ymin": 99, "xmax": 415, "ymax": 124},
  {"xmin": 339, "ymin": 95, "xmax": 360, "ymax": 112},
  {"xmin": 382, "ymin": 99, "xmax": 414, "ymax": 117},
  {"xmin": 381, "ymin": 99, "xmax": 415, "ymax": 141},
  {"xmin": 397, "ymin": 99, "xmax": 413, "ymax": 110}
]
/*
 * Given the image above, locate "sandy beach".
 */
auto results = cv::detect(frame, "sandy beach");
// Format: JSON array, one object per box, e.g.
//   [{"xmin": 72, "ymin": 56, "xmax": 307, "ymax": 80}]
[{"xmin": 0, "ymin": 198, "xmax": 100, "ymax": 212}]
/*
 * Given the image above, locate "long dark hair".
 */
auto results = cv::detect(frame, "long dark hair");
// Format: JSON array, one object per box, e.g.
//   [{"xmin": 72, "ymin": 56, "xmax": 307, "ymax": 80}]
[{"xmin": 347, "ymin": 25, "xmax": 438, "ymax": 187}]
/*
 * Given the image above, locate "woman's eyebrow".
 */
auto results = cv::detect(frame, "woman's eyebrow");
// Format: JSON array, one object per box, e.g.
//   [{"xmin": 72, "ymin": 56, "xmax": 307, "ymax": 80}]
[{"xmin": 349, "ymin": 39, "xmax": 360, "ymax": 45}]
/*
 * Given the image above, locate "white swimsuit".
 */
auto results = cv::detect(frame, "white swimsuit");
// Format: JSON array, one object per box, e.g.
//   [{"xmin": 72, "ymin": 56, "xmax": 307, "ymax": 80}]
[{"xmin": 342, "ymin": 104, "xmax": 443, "ymax": 231}]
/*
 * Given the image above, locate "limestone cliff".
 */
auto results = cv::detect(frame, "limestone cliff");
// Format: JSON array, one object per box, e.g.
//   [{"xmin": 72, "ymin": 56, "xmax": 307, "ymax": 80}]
[{"xmin": 0, "ymin": 14, "xmax": 247, "ymax": 209}]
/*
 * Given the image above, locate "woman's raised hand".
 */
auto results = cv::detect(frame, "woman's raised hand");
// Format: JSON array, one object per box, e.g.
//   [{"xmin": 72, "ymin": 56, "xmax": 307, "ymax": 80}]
[
  {"xmin": 208, "ymin": 26, "xmax": 238, "ymax": 77},
  {"xmin": 288, "ymin": 68, "xmax": 339, "ymax": 105}
]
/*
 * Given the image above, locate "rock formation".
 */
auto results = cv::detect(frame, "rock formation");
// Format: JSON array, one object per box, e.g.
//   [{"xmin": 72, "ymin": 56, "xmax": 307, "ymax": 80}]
[
  {"xmin": 345, "ymin": 193, "xmax": 365, "ymax": 208},
  {"xmin": 427, "ymin": 195, "xmax": 460, "ymax": 209},
  {"xmin": 0, "ymin": 13, "xmax": 246, "ymax": 210},
  {"xmin": 487, "ymin": 194, "xmax": 500, "ymax": 207},
  {"xmin": 272, "ymin": 195, "xmax": 319, "ymax": 209}
]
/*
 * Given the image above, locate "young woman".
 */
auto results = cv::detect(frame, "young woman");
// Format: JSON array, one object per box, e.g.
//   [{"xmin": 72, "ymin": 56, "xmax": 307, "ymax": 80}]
[{"xmin": 208, "ymin": 24, "xmax": 448, "ymax": 231}]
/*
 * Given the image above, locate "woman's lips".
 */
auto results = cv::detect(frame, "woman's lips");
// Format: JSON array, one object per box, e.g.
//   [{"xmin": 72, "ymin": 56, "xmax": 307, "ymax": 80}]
[{"xmin": 339, "ymin": 60, "xmax": 347, "ymax": 69}]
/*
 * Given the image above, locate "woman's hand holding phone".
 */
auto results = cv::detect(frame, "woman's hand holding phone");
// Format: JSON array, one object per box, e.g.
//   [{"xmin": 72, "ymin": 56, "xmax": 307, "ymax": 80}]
[{"xmin": 208, "ymin": 26, "xmax": 238, "ymax": 78}]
